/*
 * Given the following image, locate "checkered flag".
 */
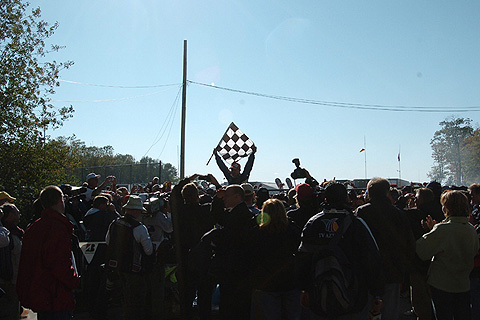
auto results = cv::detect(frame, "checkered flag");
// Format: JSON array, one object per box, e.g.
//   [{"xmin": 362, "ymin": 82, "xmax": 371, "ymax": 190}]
[{"xmin": 214, "ymin": 122, "xmax": 255, "ymax": 164}]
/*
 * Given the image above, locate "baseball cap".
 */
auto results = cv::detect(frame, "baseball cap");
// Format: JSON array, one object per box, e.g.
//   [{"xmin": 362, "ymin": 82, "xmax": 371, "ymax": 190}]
[
  {"xmin": 295, "ymin": 183, "xmax": 313, "ymax": 201},
  {"xmin": 86, "ymin": 173, "xmax": 100, "ymax": 181},
  {"xmin": 230, "ymin": 162, "xmax": 241, "ymax": 170},
  {"xmin": 241, "ymin": 183, "xmax": 254, "ymax": 196},
  {"xmin": 0, "ymin": 191, "xmax": 15, "ymax": 202}
]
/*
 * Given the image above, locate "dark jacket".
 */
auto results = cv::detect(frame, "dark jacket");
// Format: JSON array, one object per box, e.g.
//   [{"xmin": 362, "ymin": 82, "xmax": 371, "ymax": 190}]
[
  {"xmin": 208, "ymin": 199, "xmax": 256, "ymax": 281},
  {"xmin": 296, "ymin": 209, "xmax": 384, "ymax": 312},
  {"xmin": 355, "ymin": 198, "xmax": 416, "ymax": 284},
  {"xmin": 287, "ymin": 204, "xmax": 318, "ymax": 229},
  {"xmin": 83, "ymin": 208, "xmax": 120, "ymax": 242},
  {"xmin": 251, "ymin": 222, "xmax": 301, "ymax": 292},
  {"xmin": 215, "ymin": 152, "xmax": 255, "ymax": 185},
  {"xmin": 17, "ymin": 208, "xmax": 80, "ymax": 312}
]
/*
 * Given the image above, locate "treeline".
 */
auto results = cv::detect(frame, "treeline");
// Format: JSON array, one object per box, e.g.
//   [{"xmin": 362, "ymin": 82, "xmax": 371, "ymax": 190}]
[
  {"xmin": 429, "ymin": 117, "xmax": 480, "ymax": 186},
  {"xmin": 0, "ymin": 135, "xmax": 178, "ymax": 217}
]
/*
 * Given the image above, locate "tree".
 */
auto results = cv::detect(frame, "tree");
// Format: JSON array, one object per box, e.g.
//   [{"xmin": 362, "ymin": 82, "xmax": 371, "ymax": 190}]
[
  {"xmin": 0, "ymin": 0, "xmax": 74, "ymax": 213},
  {"xmin": 0, "ymin": 0, "xmax": 73, "ymax": 141},
  {"xmin": 462, "ymin": 129, "xmax": 480, "ymax": 184},
  {"xmin": 429, "ymin": 117, "xmax": 473, "ymax": 185}
]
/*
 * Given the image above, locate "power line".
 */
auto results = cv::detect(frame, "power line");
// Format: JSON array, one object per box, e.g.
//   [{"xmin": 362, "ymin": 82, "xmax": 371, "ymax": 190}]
[
  {"xmin": 57, "ymin": 78, "xmax": 480, "ymax": 112},
  {"xmin": 59, "ymin": 79, "xmax": 181, "ymax": 89},
  {"xmin": 187, "ymin": 80, "xmax": 480, "ymax": 113},
  {"xmin": 52, "ymin": 87, "xmax": 177, "ymax": 103},
  {"xmin": 142, "ymin": 86, "xmax": 183, "ymax": 158}
]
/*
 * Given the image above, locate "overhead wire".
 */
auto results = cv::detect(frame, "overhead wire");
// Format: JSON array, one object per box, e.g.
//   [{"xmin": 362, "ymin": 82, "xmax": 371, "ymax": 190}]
[
  {"xmin": 157, "ymin": 86, "xmax": 183, "ymax": 159},
  {"xmin": 58, "ymin": 79, "xmax": 181, "ymax": 89},
  {"xmin": 141, "ymin": 85, "xmax": 183, "ymax": 158},
  {"xmin": 56, "ymin": 78, "xmax": 480, "ymax": 112},
  {"xmin": 52, "ymin": 87, "xmax": 177, "ymax": 103},
  {"xmin": 187, "ymin": 80, "xmax": 480, "ymax": 113}
]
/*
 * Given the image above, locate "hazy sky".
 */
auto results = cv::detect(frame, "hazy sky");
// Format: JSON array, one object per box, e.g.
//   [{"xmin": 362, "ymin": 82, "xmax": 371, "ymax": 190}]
[{"xmin": 30, "ymin": 0, "xmax": 480, "ymax": 185}]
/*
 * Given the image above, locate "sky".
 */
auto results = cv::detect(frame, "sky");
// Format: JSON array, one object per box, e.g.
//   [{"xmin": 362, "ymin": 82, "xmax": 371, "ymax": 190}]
[{"xmin": 29, "ymin": 0, "xmax": 480, "ymax": 185}]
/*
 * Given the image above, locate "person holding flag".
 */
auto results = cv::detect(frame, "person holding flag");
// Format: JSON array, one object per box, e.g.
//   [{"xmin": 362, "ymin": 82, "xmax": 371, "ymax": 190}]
[{"xmin": 212, "ymin": 122, "xmax": 257, "ymax": 185}]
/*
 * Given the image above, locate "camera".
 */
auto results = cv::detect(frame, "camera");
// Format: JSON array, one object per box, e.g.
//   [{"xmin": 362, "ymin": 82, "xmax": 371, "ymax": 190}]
[
  {"xmin": 61, "ymin": 184, "xmax": 87, "ymax": 201},
  {"xmin": 142, "ymin": 192, "xmax": 170, "ymax": 215},
  {"xmin": 197, "ymin": 175, "xmax": 209, "ymax": 181},
  {"xmin": 290, "ymin": 158, "xmax": 307, "ymax": 179}
]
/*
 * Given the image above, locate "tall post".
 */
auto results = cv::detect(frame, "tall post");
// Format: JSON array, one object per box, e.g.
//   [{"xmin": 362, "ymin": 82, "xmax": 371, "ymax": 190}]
[
  {"xmin": 364, "ymin": 136, "xmax": 367, "ymax": 179},
  {"xmin": 398, "ymin": 145, "xmax": 402, "ymax": 187},
  {"xmin": 180, "ymin": 40, "xmax": 187, "ymax": 179}
]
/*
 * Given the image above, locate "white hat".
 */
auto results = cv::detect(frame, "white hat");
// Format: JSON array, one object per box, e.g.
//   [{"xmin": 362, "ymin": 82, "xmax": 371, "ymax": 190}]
[
  {"xmin": 86, "ymin": 173, "xmax": 100, "ymax": 181},
  {"xmin": 123, "ymin": 195, "xmax": 146, "ymax": 212},
  {"xmin": 241, "ymin": 183, "xmax": 254, "ymax": 196}
]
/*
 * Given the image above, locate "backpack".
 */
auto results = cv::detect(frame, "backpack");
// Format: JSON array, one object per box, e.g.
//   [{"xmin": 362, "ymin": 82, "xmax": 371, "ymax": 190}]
[{"xmin": 310, "ymin": 213, "xmax": 359, "ymax": 318}]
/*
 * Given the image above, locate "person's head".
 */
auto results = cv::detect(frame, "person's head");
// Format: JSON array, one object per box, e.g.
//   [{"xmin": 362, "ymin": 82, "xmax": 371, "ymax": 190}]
[
  {"xmin": 324, "ymin": 182, "xmax": 348, "ymax": 208},
  {"xmin": 468, "ymin": 183, "xmax": 480, "ymax": 205},
  {"xmin": 241, "ymin": 183, "xmax": 255, "ymax": 205},
  {"xmin": 224, "ymin": 185, "xmax": 245, "ymax": 209},
  {"xmin": 86, "ymin": 173, "xmax": 100, "ymax": 188},
  {"xmin": 367, "ymin": 177, "xmax": 390, "ymax": 201},
  {"xmin": 255, "ymin": 187, "xmax": 270, "ymax": 209},
  {"xmin": 0, "ymin": 191, "xmax": 15, "ymax": 206},
  {"xmin": 117, "ymin": 187, "xmax": 128, "ymax": 197},
  {"xmin": 40, "ymin": 186, "xmax": 64, "ymax": 213},
  {"xmin": 426, "ymin": 181, "xmax": 442, "ymax": 200},
  {"xmin": 230, "ymin": 162, "xmax": 241, "ymax": 177},
  {"xmin": 1, "ymin": 203, "xmax": 20, "ymax": 226},
  {"xmin": 294, "ymin": 183, "xmax": 314, "ymax": 208},
  {"xmin": 182, "ymin": 183, "xmax": 199, "ymax": 204},
  {"xmin": 152, "ymin": 177, "xmax": 160, "ymax": 185},
  {"xmin": 92, "ymin": 195, "xmax": 110, "ymax": 210},
  {"xmin": 122, "ymin": 195, "xmax": 146, "ymax": 218},
  {"xmin": 389, "ymin": 187, "xmax": 400, "ymax": 203},
  {"xmin": 415, "ymin": 188, "xmax": 434, "ymax": 207},
  {"xmin": 258, "ymin": 199, "xmax": 288, "ymax": 233},
  {"xmin": 440, "ymin": 190, "xmax": 469, "ymax": 217}
]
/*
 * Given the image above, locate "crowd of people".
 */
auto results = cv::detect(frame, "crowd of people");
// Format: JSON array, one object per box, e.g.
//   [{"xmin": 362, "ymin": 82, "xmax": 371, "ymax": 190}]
[{"xmin": 0, "ymin": 150, "xmax": 479, "ymax": 320}]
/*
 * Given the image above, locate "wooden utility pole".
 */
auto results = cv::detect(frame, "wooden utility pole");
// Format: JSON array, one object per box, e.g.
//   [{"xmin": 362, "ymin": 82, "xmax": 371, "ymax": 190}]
[{"xmin": 180, "ymin": 40, "xmax": 187, "ymax": 179}]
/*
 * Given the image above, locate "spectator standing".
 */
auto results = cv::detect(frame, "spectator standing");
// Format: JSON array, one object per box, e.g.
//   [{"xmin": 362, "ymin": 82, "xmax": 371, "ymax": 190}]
[
  {"xmin": 139, "ymin": 194, "xmax": 173, "ymax": 320},
  {"xmin": 83, "ymin": 173, "xmax": 116, "ymax": 204},
  {"xmin": 404, "ymin": 188, "xmax": 437, "ymax": 320},
  {"xmin": 17, "ymin": 186, "xmax": 80, "ymax": 320},
  {"xmin": 250, "ymin": 199, "xmax": 302, "ymax": 320},
  {"xmin": 241, "ymin": 183, "xmax": 260, "ymax": 216},
  {"xmin": 105, "ymin": 195, "xmax": 153, "ymax": 320},
  {"xmin": 416, "ymin": 190, "xmax": 479, "ymax": 320},
  {"xmin": 469, "ymin": 183, "xmax": 480, "ymax": 319},
  {"xmin": 287, "ymin": 183, "xmax": 318, "ymax": 229},
  {"xmin": 297, "ymin": 182, "xmax": 384, "ymax": 319},
  {"xmin": 355, "ymin": 177, "xmax": 415, "ymax": 320},
  {"xmin": 83, "ymin": 195, "xmax": 121, "ymax": 319},
  {"xmin": 208, "ymin": 185, "xmax": 256, "ymax": 319},
  {"xmin": 0, "ymin": 204, "xmax": 23, "ymax": 319},
  {"xmin": 172, "ymin": 174, "xmax": 218, "ymax": 319}
]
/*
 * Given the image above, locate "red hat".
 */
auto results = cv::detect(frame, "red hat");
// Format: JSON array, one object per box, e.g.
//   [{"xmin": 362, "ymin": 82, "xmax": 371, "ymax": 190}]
[
  {"xmin": 295, "ymin": 183, "xmax": 313, "ymax": 201},
  {"xmin": 230, "ymin": 162, "xmax": 241, "ymax": 170}
]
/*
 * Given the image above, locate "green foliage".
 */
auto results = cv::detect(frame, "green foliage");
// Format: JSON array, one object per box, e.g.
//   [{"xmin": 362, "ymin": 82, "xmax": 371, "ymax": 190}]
[
  {"xmin": 0, "ymin": 0, "xmax": 74, "ymax": 141},
  {"xmin": 462, "ymin": 129, "xmax": 480, "ymax": 185},
  {"xmin": 67, "ymin": 139, "xmax": 179, "ymax": 185},
  {"xmin": 0, "ymin": 0, "xmax": 74, "ymax": 218},
  {"xmin": 428, "ymin": 117, "xmax": 474, "ymax": 185}
]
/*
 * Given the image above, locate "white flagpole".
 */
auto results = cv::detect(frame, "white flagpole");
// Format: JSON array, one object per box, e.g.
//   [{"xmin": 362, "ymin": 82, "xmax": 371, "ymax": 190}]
[
  {"xmin": 398, "ymin": 145, "xmax": 401, "ymax": 187},
  {"xmin": 364, "ymin": 136, "xmax": 367, "ymax": 179}
]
